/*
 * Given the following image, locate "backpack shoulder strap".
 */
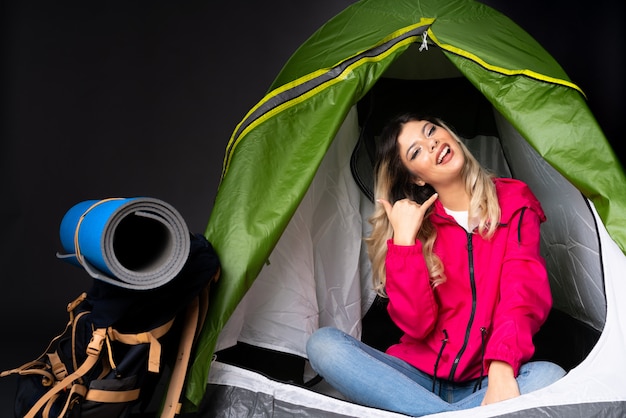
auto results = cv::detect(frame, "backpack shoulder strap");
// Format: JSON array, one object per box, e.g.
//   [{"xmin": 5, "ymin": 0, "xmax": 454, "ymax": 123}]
[
  {"xmin": 108, "ymin": 318, "xmax": 175, "ymax": 373},
  {"xmin": 161, "ymin": 269, "xmax": 219, "ymax": 418},
  {"xmin": 160, "ymin": 293, "xmax": 200, "ymax": 418}
]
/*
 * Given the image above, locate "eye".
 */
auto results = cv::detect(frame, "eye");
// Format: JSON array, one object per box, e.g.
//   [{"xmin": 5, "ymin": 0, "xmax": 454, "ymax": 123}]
[
  {"xmin": 410, "ymin": 146, "xmax": 421, "ymax": 160},
  {"xmin": 427, "ymin": 124, "xmax": 436, "ymax": 136}
]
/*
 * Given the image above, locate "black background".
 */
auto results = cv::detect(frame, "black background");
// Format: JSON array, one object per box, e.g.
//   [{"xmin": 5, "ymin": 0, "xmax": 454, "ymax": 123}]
[{"xmin": 1, "ymin": 1, "xmax": 623, "ymax": 414}]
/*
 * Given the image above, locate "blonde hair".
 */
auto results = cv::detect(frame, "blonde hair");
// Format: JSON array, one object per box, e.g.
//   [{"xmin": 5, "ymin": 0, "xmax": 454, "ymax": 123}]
[{"xmin": 365, "ymin": 114, "xmax": 500, "ymax": 296}]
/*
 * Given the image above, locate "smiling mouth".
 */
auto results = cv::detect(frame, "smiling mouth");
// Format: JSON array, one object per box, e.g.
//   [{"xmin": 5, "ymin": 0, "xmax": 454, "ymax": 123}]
[{"xmin": 437, "ymin": 145, "xmax": 450, "ymax": 164}]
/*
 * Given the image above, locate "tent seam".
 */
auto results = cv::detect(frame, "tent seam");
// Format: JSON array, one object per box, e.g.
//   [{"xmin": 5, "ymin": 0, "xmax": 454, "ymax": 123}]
[
  {"xmin": 220, "ymin": 19, "xmax": 435, "ymax": 179},
  {"xmin": 426, "ymin": 28, "xmax": 585, "ymax": 96}
]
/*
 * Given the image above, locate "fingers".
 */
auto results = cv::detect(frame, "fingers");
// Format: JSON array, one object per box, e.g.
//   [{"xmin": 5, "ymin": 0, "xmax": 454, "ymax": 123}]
[
  {"xmin": 422, "ymin": 193, "xmax": 439, "ymax": 211},
  {"xmin": 377, "ymin": 193, "xmax": 438, "ymax": 215},
  {"xmin": 376, "ymin": 198, "xmax": 393, "ymax": 217},
  {"xmin": 377, "ymin": 194, "xmax": 438, "ymax": 246}
]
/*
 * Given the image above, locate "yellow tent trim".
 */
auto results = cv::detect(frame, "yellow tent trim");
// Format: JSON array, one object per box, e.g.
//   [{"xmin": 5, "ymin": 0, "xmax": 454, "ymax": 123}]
[
  {"xmin": 220, "ymin": 20, "xmax": 435, "ymax": 178},
  {"xmin": 426, "ymin": 28, "xmax": 585, "ymax": 96}
]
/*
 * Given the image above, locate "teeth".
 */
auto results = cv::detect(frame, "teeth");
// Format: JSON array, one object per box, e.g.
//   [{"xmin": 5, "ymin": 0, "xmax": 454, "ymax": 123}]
[{"xmin": 437, "ymin": 146, "xmax": 450, "ymax": 164}]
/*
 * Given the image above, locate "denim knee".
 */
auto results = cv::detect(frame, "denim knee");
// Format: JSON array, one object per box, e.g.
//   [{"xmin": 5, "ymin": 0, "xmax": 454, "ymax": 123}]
[
  {"xmin": 517, "ymin": 360, "xmax": 566, "ymax": 394},
  {"xmin": 306, "ymin": 327, "xmax": 343, "ymax": 372},
  {"xmin": 536, "ymin": 360, "xmax": 566, "ymax": 381}
]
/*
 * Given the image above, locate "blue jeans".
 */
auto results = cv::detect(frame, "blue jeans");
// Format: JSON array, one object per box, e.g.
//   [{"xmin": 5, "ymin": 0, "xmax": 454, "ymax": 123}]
[{"xmin": 306, "ymin": 327, "xmax": 566, "ymax": 417}]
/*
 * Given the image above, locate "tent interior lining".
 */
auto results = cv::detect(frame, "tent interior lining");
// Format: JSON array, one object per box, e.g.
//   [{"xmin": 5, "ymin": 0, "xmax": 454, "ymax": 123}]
[{"xmin": 210, "ymin": 41, "xmax": 605, "ymax": 412}]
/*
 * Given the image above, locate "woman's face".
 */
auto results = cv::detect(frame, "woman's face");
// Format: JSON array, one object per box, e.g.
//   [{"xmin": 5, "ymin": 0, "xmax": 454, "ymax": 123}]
[{"xmin": 396, "ymin": 120, "xmax": 465, "ymax": 188}]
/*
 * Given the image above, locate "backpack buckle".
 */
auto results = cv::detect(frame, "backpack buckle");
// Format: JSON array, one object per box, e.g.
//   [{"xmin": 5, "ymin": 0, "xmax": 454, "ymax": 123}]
[{"xmin": 87, "ymin": 329, "xmax": 107, "ymax": 357}]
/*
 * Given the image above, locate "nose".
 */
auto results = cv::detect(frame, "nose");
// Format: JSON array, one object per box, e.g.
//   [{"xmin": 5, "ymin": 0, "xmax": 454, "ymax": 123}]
[{"xmin": 430, "ymin": 138, "xmax": 439, "ymax": 152}]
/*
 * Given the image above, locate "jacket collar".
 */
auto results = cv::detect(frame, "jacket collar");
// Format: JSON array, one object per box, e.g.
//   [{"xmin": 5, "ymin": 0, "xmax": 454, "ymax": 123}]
[{"xmin": 429, "ymin": 178, "xmax": 546, "ymax": 227}]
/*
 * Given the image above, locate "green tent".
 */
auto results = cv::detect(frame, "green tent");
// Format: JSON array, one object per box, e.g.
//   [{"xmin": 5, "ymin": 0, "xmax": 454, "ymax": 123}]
[{"xmin": 186, "ymin": 0, "xmax": 626, "ymax": 415}]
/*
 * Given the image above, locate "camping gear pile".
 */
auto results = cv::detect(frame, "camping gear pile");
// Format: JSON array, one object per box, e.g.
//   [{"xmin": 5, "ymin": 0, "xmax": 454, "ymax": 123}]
[{"xmin": 1, "ymin": 197, "xmax": 220, "ymax": 418}]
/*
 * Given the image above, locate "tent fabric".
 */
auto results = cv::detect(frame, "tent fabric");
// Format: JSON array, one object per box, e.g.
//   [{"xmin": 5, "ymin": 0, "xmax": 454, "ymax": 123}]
[
  {"xmin": 185, "ymin": 0, "xmax": 626, "ymax": 414},
  {"xmin": 214, "ymin": 109, "xmax": 373, "ymax": 358},
  {"xmin": 203, "ymin": 361, "xmax": 626, "ymax": 418}
]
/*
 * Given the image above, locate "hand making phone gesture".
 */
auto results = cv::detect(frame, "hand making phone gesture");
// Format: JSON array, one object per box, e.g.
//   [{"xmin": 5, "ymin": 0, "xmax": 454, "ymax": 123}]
[{"xmin": 377, "ymin": 193, "xmax": 439, "ymax": 246}]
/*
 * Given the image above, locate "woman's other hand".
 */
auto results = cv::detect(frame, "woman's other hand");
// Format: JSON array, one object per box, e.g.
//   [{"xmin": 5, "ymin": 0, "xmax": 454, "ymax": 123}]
[{"xmin": 481, "ymin": 360, "xmax": 520, "ymax": 406}]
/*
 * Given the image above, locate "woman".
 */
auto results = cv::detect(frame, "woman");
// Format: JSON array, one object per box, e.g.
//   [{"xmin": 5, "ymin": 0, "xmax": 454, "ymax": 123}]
[{"xmin": 306, "ymin": 113, "xmax": 566, "ymax": 416}]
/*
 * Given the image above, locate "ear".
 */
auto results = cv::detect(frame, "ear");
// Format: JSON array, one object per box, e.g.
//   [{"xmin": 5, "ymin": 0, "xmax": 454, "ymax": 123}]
[{"xmin": 414, "ymin": 178, "xmax": 426, "ymax": 187}]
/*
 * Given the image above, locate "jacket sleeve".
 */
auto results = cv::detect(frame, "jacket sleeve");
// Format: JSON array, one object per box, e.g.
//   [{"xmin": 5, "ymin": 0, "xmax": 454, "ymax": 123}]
[
  {"xmin": 484, "ymin": 208, "xmax": 552, "ymax": 376},
  {"xmin": 385, "ymin": 239, "xmax": 439, "ymax": 340}
]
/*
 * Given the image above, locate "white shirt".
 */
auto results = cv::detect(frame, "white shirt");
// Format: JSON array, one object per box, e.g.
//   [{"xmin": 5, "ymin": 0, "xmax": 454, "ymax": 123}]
[{"xmin": 444, "ymin": 207, "xmax": 478, "ymax": 232}]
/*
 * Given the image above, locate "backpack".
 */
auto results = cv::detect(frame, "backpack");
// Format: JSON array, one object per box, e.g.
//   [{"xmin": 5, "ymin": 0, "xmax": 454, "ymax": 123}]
[{"xmin": 1, "ymin": 232, "xmax": 220, "ymax": 418}]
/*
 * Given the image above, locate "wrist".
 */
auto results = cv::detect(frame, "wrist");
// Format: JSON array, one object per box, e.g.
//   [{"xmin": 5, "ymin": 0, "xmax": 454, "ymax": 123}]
[
  {"xmin": 393, "ymin": 238, "xmax": 415, "ymax": 246},
  {"xmin": 488, "ymin": 360, "xmax": 515, "ymax": 380},
  {"xmin": 392, "ymin": 233, "xmax": 416, "ymax": 246}
]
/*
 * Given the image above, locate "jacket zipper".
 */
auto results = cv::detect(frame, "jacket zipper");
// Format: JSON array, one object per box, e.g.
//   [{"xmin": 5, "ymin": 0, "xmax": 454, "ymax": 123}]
[{"xmin": 447, "ymin": 231, "xmax": 477, "ymax": 381}]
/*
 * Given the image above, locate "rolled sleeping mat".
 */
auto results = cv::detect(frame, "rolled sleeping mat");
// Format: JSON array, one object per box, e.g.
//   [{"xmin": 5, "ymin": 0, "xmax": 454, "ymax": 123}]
[{"xmin": 57, "ymin": 197, "xmax": 190, "ymax": 290}]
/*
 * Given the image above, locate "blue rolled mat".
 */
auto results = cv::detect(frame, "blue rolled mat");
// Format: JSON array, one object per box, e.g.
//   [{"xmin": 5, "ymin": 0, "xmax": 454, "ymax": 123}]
[{"xmin": 57, "ymin": 197, "xmax": 190, "ymax": 290}]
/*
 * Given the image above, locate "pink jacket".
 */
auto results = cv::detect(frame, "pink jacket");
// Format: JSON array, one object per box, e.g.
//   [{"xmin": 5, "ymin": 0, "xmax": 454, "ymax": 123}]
[{"xmin": 385, "ymin": 178, "xmax": 551, "ymax": 382}]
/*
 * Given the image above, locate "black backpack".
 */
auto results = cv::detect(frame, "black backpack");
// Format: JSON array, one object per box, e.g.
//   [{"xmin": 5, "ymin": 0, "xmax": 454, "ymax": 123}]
[{"xmin": 1, "ymin": 233, "xmax": 220, "ymax": 418}]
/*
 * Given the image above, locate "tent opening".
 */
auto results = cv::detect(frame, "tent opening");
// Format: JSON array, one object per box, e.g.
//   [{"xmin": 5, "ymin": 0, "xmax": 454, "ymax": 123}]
[{"xmin": 213, "ymin": 43, "xmax": 605, "ymax": 391}]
